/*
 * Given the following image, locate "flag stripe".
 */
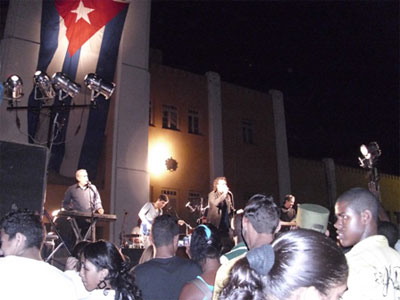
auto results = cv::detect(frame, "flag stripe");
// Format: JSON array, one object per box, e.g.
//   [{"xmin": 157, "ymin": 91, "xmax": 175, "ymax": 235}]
[
  {"xmin": 78, "ymin": 6, "xmax": 129, "ymax": 178},
  {"xmin": 28, "ymin": 0, "xmax": 128, "ymax": 179}
]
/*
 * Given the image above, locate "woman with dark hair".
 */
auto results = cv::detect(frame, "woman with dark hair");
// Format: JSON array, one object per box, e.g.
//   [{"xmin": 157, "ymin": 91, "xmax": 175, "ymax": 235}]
[
  {"xmin": 179, "ymin": 224, "xmax": 222, "ymax": 300},
  {"xmin": 64, "ymin": 241, "xmax": 91, "ymax": 299},
  {"xmin": 220, "ymin": 229, "xmax": 348, "ymax": 300},
  {"xmin": 79, "ymin": 240, "xmax": 141, "ymax": 300}
]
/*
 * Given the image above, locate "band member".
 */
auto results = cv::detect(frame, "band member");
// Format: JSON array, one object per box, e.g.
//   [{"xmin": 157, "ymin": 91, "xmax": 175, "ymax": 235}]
[
  {"xmin": 62, "ymin": 169, "xmax": 104, "ymax": 214},
  {"xmin": 280, "ymin": 194, "xmax": 296, "ymax": 231},
  {"xmin": 138, "ymin": 194, "xmax": 169, "ymax": 248},
  {"xmin": 207, "ymin": 177, "xmax": 234, "ymax": 235},
  {"xmin": 59, "ymin": 169, "xmax": 103, "ymax": 248}
]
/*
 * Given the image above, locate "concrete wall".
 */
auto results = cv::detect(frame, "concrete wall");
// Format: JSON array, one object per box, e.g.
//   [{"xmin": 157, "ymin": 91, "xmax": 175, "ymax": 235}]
[
  {"xmin": 291, "ymin": 157, "xmax": 400, "ymax": 222},
  {"xmin": 221, "ymin": 82, "xmax": 280, "ymax": 208}
]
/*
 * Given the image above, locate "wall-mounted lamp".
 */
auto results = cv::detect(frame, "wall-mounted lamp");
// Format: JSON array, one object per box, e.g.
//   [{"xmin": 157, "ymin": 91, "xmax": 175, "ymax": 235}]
[
  {"xmin": 84, "ymin": 73, "xmax": 115, "ymax": 102},
  {"xmin": 33, "ymin": 70, "xmax": 55, "ymax": 100},
  {"xmin": 4, "ymin": 74, "xmax": 24, "ymax": 101},
  {"xmin": 52, "ymin": 72, "xmax": 81, "ymax": 100},
  {"xmin": 165, "ymin": 157, "xmax": 178, "ymax": 172}
]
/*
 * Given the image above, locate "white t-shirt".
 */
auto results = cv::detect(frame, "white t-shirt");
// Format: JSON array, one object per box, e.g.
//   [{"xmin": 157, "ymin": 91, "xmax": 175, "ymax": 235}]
[
  {"xmin": 79, "ymin": 289, "xmax": 116, "ymax": 300},
  {"xmin": 0, "ymin": 255, "xmax": 77, "ymax": 300},
  {"xmin": 64, "ymin": 269, "xmax": 90, "ymax": 299}
]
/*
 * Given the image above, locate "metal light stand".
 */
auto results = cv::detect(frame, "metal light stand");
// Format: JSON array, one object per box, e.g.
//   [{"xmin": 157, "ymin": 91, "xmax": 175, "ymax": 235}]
[{"xmin": 43, "ymin": 209, "xmax": 72, "ymax": 262}]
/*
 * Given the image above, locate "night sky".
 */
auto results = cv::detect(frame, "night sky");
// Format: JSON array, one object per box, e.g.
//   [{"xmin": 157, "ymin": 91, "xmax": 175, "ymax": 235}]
[{"xmin": 150, "ymin": 1, "xmax": 399, "ymax": 175}]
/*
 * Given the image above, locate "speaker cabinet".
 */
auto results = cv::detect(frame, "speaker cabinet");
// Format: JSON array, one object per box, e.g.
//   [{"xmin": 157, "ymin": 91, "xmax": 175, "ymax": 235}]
[
  {"xmin": 121, "ymin": 248, "xmax": 144, "ymax": 266},
  {"xmin": 0, "ymin": 140, "xmax": 48, "ymax": 217}
]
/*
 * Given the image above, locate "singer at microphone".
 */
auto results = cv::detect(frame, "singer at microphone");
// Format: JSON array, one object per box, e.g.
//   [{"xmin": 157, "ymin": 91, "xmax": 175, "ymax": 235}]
[
  {"xmin": 207, "ymin": 176, "xmax": 235, "ymax": 237},
  {"xmin": 59, "ymin": 169, "xmax": 104, "ymax": 248},
  {"xmin": 62, "ymin": 169, "xmax": 104, "ymax": 215}
]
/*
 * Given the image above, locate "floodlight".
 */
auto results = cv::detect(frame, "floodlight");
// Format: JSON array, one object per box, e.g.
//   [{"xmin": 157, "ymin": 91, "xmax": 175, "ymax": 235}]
[
  {"xmin": 358, "ymin": 142, "xmax": 381, "ymax": 169},
  {"xmin": 33, "ymin": 70, "xmax": 55, "ymax": 100},
  {"xmin": 84, "ymin": 73, "xmax": 115, "ymax": 101},
  {"xmin": 4, "ymin": 74, "xmax": 23, "ymax": 100},
  {"xmin": 52, "ymin": 72, "xmax": 81, "ymax": 100}
]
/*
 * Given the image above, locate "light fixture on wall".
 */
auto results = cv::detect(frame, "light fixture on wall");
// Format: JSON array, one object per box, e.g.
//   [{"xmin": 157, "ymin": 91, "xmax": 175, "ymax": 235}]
[
  {"xmin": 84, "ymin": 73, "xmax": 115, "ymax": 103},
  {"xmin": 4, "ymin": 74, "xmax": 24, "ymax": 102},
  {"xmin": 52, "ymin": 72, "xmax": 81, "ymax": 100},
  {"xmin": 165, "ymin": 157, "xmax": 178, "ymax": 172},
  {"xmin": 33, "ymin": 70, "xmax": 55, "ymax": 100}
]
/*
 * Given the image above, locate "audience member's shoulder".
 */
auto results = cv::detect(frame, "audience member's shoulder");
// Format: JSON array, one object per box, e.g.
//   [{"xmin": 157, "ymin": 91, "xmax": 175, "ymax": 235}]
[{"xmin": 175, "ymin": 256, "xmax": 202, "ymax": 272}]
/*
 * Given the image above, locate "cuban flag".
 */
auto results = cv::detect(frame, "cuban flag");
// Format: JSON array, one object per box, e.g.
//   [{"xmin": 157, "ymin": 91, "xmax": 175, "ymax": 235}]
[{"xmin": 28, "ymin": 0, "xmax": 129, "ymax": 179}]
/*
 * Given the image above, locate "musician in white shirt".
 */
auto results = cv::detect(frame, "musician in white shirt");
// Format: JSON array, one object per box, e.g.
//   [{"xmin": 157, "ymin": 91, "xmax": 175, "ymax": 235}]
[{"xmin": 138, "ymin": 194, "xmax": 169, "ymax": 248}]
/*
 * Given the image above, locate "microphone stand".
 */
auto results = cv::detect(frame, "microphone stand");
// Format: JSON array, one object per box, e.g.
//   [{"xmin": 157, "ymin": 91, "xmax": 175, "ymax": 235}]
[
  {"xmin": 119, "ymin": 211, "xmax": 128, "ymax": 248},
  {"xmin": 88, "ymin": 183, "xmax": 96, "ymax": 241}
]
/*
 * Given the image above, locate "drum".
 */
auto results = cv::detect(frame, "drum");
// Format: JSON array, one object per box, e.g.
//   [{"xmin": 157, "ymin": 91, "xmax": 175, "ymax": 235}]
[{"xmin": 123, "ymin": 234, "xmax": 143, "ymax": 249}]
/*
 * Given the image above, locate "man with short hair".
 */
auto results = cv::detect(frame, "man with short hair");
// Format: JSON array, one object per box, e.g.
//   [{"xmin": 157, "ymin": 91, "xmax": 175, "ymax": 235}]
[
  {"xmin": 63, "ymin": 169, "xmax": 104, "ymax": 214},
  {"xmin": 213, "ymin": 194, "xmax": 280, "ymax": 299},
  {"xmin": 0, "ymin": 209, "xmax": 77, "ymax": 299},
  {"xmin": 280, "ymin": 194, "xmax": 296, "ymax": 230},
  {"xmin": 133, "ymin": 214, "xmax": 201, "ymax": 300},
  {"xmin": 334, "ymin": 187, "xmax": 400, "ymax": 299},
  {"xmin": 60, "ymin": 169, "xmax": 104, "ymax": 248}
]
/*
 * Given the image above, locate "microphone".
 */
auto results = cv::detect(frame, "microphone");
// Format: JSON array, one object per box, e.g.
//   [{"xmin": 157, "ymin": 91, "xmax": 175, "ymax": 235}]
[{"xmin": 185, "ymin": 202, "xmax": 195, "ymax": 213}]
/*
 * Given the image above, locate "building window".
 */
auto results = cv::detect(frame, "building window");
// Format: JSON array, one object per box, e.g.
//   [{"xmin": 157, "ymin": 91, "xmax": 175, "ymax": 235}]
[
  {"xmin": 188, "ymin": 110, "xmax": 200, "ymax": 134},
  {"xmin": 162, "ymin": 105, "xmax": 178, "ymax": 130},
  {"xmin": 242, "ymin": 120, "xmax": 254, "ymax": 144},
  {"xmin": 149, "ymin": 100, "xmax": 154, "ymax": 126},
  {"xmin": 161, "ymin": 189, "xmax": 178, "ymax": 211},
  {"xmin": 187, "ymin": 191, "xmax": 204, "ymax": 209}
]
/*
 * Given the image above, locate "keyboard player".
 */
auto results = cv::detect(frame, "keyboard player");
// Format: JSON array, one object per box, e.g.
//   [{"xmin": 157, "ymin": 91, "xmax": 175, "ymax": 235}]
[
  {"xmin": 62, "ymin": 169, "xmax": 104, "ymax": 215},
  {"xmin": 58, "ymin": 169, "xmax": 104, "ymax": 248}
]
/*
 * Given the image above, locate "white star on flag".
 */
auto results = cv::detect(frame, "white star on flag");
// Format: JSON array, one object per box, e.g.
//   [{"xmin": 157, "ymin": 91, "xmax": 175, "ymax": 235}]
[{"xmin": 71, "ymin": 1, "xmax": 94, "ymax": 24}]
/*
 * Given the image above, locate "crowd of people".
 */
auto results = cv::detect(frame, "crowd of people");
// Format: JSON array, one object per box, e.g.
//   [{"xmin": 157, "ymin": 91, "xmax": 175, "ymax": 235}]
[{"xmin": 1, "ymin": 171, "xmax": 400, "ymax": 300}]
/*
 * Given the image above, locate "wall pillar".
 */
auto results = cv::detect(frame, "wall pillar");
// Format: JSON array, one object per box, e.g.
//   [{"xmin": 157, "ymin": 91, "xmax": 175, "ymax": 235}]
[
  {"xmin": 110, "ymin": 0, "xmax": 151, "ymax": 242},
  {"xmin": 206, "ymin": 71, "xmax": 224, "ymax": 187},
  {"xmin": 270, "ymin": 89, "xmax": 291, "ymax": 202}
]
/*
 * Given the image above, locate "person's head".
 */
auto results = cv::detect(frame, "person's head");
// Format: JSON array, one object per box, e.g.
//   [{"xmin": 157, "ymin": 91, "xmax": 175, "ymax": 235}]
[
  {"xmin": 151, "ymin": 214, "xmax": 179, "ymax": 248},
  {"xmin": 152, "ymin": 194, "xmax": 169, "ymax": 210},
  {"xmin": 378, "ymin": 221, "xmax": 399, "ymax": 248},
  {"xmin": 76, "ymin": 169, "xmax": 89, "ymax": 186},
  {"xmin": 0, "ymin": 209, "xmax": 44, "ymax": 257},
  {"xmin": 242, "ymin": 194, "xmax": 280, "ymax": 249},
  {"xmin": 213, "ymin": 176, "xmax": 228, "ymax": 193},
  {"xmin": 79, "ymin": 240, "xmax": 140, "ymax": 299},
  {"xmin": 283, "ymin": 194, "xmax": 295, "ymax": 209},
  {"xmin": 70, "ymin": 241, "xmax": 90, "ymax": 271},
  {"xmin": 232, "ymin": 212, "xmax": 244, "ymax": 243},
  {"xmin": 266, "ymin": 229, "xmax": 348, "ymax": 300},
  {"xmin": 221, "ymin": 229, "xmax": 348, "ymax": 300},
  {"xmin": 334, "ymin": 187, "xmax": 379, "ymax": 247},
  {"xmin": 219, "ymin": 258, "xmax": 265, "ymax": 300},
  {"xmin": 189, "ymin": 224, "xmax": 221, "ymax": 266}
]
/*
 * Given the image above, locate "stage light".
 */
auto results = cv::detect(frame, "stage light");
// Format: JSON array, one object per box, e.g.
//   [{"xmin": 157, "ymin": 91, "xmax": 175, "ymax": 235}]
[
  {"xmin": 52, "ymin": 72, "xmax": 81, "ymax": 100},
  {"xmin": 33, "ymin": 70, "xmax": 55, "ymax": 100},
  {"xmin": 358, "ymin": 141, "xmax": 381, "ymax": 169},
  {"xmin": 4, "ymin": 74, "xmax": 23, "ymax": 100},
  {"xmin": 84, "ymin": 73, "xmax": 115, "ymax": 101},
  {"xmin": 149, "ymin": 142, "xmax": 171, "ymax": 175}
]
